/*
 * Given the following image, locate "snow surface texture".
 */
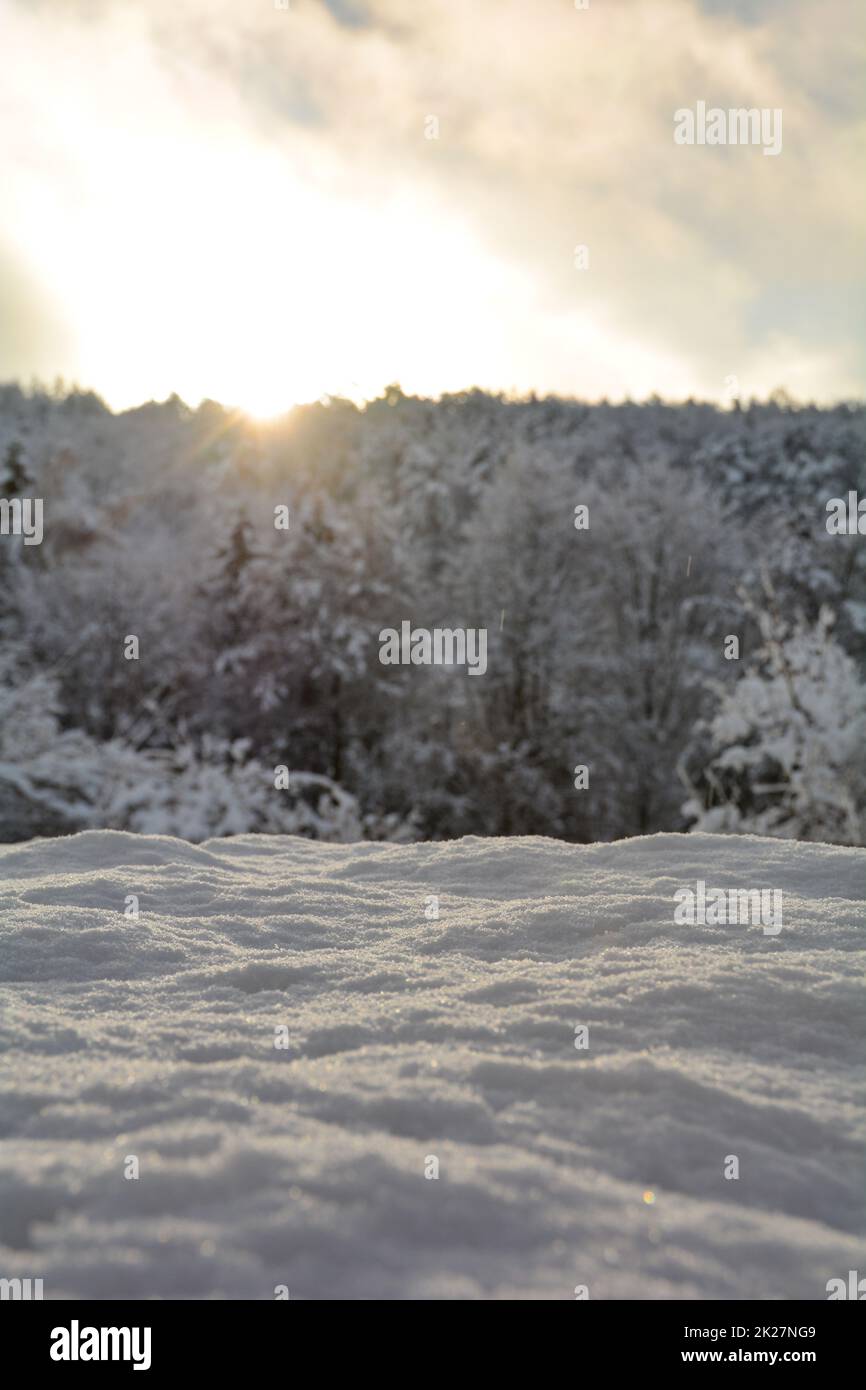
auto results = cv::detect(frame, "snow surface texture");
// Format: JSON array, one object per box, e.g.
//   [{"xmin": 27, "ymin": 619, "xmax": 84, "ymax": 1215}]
[{"xmin": 0, "ymin": 829, "xmax": 863, "ymax": 1301}]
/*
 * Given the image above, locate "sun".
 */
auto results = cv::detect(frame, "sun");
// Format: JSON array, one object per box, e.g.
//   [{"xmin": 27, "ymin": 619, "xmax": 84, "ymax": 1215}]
[
  {"xmin": 232, "ymin": 382, "xmax": 299, "ymax": 422},
  {"xmin": 11, "ymin": 70, "xmax": 533, "ymax": 416}
]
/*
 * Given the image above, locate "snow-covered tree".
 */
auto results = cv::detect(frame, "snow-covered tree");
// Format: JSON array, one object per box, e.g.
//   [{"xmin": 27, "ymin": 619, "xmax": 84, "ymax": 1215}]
[
  {"xmin": 0, "ymin": 654, "xmax": 364, "ymax": 843},
  {"xmin": 682, "ymin": 596, "xmax": 866, "ymax": 845}
]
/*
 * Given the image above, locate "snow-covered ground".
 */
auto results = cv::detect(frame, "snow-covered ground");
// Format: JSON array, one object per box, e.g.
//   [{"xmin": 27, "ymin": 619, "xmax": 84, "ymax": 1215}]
[{"xmin": 0, "ymin": 829, "xmax": 862, "ymax": 1300}]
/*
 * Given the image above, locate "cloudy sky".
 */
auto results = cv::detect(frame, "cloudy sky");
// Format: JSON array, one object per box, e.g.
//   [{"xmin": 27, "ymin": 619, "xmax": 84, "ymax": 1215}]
[{"xmin": 1, "ymin": 0, "xmax": 863, "ymax": 412}]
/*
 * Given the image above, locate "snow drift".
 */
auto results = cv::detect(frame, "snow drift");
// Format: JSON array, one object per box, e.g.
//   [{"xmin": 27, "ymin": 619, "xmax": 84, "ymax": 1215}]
[{"xmin": 0, "ymin": 829, "xmax": 863, "ymax": 1300}]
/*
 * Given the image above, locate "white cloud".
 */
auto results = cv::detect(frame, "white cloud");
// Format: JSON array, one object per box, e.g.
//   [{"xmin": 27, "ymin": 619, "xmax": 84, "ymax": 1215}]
[{"xmin": 0, "ymin": 0, "xmax": 862, "ymax": 405}]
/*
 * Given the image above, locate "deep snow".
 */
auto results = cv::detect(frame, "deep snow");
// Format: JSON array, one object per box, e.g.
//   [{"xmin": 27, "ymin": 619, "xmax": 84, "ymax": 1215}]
[{"xmin": 0, "ymin": 829, "xmax": 863, "ymax": 1300}]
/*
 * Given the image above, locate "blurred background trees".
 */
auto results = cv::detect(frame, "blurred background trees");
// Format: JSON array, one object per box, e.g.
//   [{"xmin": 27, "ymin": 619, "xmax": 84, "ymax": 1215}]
[{"xmin": 0, "ymin": 383, "xmax": 863, "ymax": 844}]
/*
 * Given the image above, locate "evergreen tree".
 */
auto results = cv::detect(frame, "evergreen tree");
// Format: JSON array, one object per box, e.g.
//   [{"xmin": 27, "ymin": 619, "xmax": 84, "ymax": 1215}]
[{"xmin": 1, "ymin": 441, "xmax": 29, "ymax": 498}]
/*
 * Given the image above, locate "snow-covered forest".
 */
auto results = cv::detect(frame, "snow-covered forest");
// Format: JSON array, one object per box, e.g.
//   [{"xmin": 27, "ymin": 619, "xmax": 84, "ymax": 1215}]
[{"xmin": 1, "ymin": 383, "xmax": 864, "ymax": 846}]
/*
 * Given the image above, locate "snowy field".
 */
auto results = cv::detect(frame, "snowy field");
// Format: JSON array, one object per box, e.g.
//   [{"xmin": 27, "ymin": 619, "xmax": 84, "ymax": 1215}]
[{"xmin": 0, "ymin": 828, "xmax": 863, "ymax": 1301}]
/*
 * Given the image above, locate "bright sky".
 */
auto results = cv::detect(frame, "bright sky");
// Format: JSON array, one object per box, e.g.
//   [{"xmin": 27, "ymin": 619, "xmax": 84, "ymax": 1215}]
[{"xmin": 1, "ymin": 0, "xmax": 863, "ymax": 413}]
